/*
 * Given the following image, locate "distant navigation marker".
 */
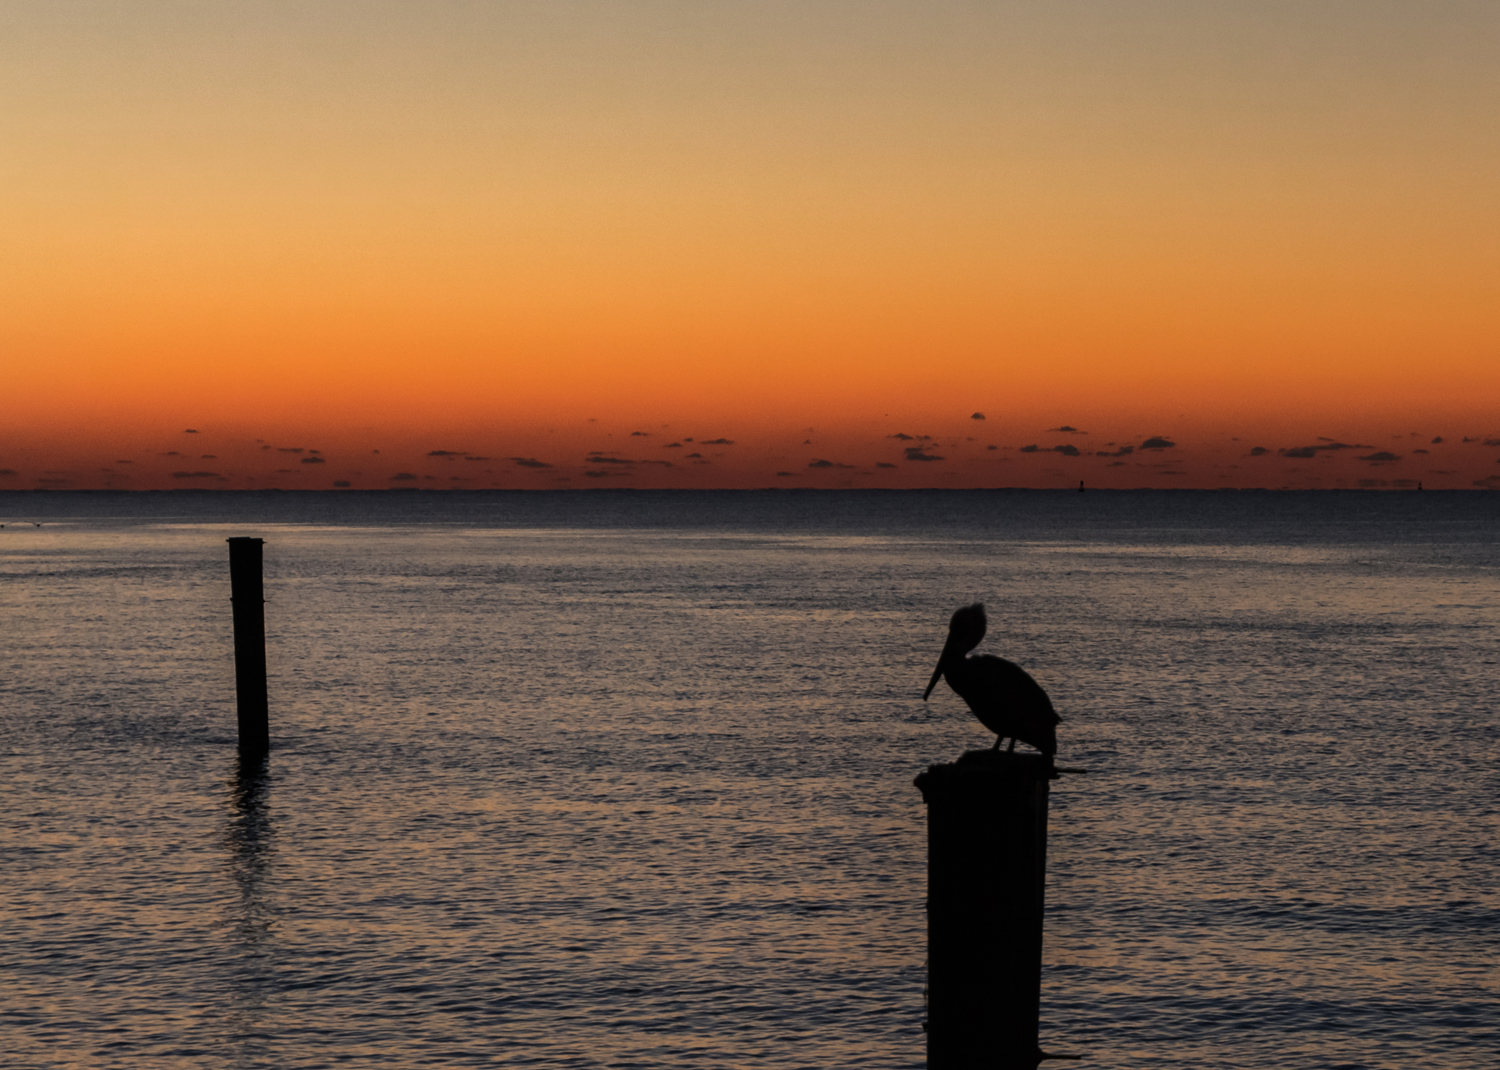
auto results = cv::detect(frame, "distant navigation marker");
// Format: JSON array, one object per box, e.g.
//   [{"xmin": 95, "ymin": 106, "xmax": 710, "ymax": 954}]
[{"xmin": 227, "ymin": 538, "xmax": 269, "ymax": 754}]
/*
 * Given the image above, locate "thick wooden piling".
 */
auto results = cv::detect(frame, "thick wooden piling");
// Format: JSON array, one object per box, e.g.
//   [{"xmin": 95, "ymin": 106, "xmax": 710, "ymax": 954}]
[
  {"xmin": 227, "ymin": 537, "xmax": 269, "ymax": 754},
  {"xmin": 915, "ymin": 750, "xmax": 1058, "ymax": 1069}
]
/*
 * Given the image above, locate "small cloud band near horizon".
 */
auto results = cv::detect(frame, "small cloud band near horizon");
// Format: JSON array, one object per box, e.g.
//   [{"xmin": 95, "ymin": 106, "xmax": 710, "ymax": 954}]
[{"xmin": 7, "ymin": 416, "xmax": 1495, "ymax": 490}]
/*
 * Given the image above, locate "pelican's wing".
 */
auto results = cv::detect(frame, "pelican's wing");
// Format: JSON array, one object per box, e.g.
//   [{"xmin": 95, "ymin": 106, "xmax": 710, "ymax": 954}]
[{"xmin": 966, "ymin": 655, "xmax": 1059, "ymax": 724}]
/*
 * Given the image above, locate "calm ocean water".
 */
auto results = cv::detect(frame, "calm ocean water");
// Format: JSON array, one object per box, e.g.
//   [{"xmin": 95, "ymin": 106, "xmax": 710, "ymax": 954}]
[{"xmin": 2, "ymin": 490, "xmax": 1496, "ymax": 1069}]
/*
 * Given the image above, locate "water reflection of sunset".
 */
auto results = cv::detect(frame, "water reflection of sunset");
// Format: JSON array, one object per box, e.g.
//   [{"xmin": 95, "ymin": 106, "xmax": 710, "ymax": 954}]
[{"xmin": 6, "ymin": 499, "xmax": 1495, "ymax": 1067}]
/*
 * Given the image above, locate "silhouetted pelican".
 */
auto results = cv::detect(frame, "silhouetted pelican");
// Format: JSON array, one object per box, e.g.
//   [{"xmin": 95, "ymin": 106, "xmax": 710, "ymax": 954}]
[{"xmin": 924, "ymin": 603, "xmax": 1059, "ymax": 755}]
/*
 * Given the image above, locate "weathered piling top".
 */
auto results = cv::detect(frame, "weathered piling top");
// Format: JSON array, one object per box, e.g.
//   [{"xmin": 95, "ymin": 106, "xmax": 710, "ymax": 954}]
[{"xmin": 915, "ymin": 750, "xmax": 1057, "ymax": 796}]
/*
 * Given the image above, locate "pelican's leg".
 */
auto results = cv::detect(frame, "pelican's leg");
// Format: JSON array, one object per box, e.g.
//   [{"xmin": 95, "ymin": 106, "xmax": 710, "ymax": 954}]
[
  {"xmin": 991, "ymin": 736, "xmax": 1002, "ymax": 751},
  {"xmin": 1007, "ymin": 738, "xmax": 1017, "ymax": 754}
]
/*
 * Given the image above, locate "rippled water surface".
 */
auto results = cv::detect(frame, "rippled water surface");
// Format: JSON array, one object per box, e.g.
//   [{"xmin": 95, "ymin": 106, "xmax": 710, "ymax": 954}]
[{"xmin": 2, "ymin": 491, "xmax": 1497, "ymax": 1069}]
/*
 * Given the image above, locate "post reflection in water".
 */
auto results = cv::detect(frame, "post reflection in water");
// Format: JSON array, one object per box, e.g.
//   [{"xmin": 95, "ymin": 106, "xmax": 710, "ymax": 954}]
[{"xmin": 221, "ymin": 753, "xmax": 279, "ymax": 1057}]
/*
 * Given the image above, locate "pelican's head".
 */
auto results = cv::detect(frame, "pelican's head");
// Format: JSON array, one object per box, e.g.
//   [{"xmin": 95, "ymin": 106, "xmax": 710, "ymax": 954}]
[
  {"xmin": 923, "ymin": 603, "xmax": 987, "ymax": 700},
  {"xmin": 946, "ymin": 603, "xmax": 987, "ymax": 653}
]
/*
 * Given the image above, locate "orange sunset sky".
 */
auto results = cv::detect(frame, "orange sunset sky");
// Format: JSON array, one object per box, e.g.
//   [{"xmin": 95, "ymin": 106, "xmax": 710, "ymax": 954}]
[{"xmin": 3, "ymin": 1, "xmax": 1498, "ymax": 490}]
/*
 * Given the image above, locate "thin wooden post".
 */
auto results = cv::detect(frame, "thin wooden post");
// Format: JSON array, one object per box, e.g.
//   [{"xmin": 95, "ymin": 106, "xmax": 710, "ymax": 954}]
[
  {"xmin": 915, "ymin": 750, "xmax": 1059, "ymax": 1069},
  {"xmin": 227, "ymin": 537, "xmax": 268, "ymax": 754}
]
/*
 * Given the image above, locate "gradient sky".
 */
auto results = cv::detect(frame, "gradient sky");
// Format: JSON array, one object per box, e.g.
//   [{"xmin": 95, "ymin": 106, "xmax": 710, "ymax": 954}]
[{"xmin": 4, "ymin": 1, "xmax": 1498, "ymax": 490}]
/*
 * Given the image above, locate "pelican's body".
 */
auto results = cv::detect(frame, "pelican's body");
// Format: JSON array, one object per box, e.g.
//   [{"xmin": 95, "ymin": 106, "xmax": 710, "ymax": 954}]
[{"xmin": 924, "ymin": 603, "xmax": 1059, "ymax": 756}]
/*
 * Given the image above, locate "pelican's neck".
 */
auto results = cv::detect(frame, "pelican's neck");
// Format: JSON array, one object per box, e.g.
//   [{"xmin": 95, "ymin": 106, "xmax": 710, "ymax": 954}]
[
  {"xmin": 944, "ymin": 634, "xmax": 980, "ymax": 661},
  {"xmin": 938, "ymin": 642, "xmax": 970, "ymax": 676}
]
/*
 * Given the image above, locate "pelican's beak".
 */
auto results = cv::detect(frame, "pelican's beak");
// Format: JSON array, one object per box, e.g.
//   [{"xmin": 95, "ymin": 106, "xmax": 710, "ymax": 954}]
[{"xmin": 923, "ymin": 653, "xmax": 946, "ymax": 701}]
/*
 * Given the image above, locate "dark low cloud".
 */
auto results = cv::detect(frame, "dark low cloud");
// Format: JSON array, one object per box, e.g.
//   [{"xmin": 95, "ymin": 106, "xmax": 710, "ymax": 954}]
[
  {"xmin": 428, "ymin": 450, "xmax": 461, "ymax": 457},
  {"xmin": 1096, "ymin": 446, "xmax": 1134, "ymax": 457},
  {"xmin": 630, "ymin": 431, "xmax": 650, "ymax": 436},
  {"xmin": 510, "ymin": 457, "xmax": 552, "ymax": 468},
  {"xmin": 200, "ymin": 454, "xmax": 216, "ymax": 459},
  {"xmin": 1249, "ymin": 446, "xmax": 1270, "ymax": 456},
  {"xmin": 701, "ymin": 438, "xmax": 735, "ymax": 445},
  {"xmin": 585, "ymin": 454, "xmax": 634, "ymax": 465},
  {"xmin": 172, "ymin": 471, "xmax": 219, "ymax": 478},
  {"xmin": 300, "ymin": 456, "xmax": 325, "ymax": 464},
  {"xmin": 333, "ymin": 480, "xmax": 351, "ymax": 488},
  {"xmin": 986, "ymin": 445, "xmax": 998, "ymax": 451},
  {"xmin": 0, "ymin": 469, "xmax": 17, "ymax": 476},
  {"xmin": 1048, "ymin": 425, "xmax": 1085, "ymax": 434},
  {"xmin": 641, "ymin": 459, "xmax": 674, "ymax": 467},
  {"xmin": 1141, "ymin": 437, "xmax": 1175, "ymax": 450},
  {"xmin": 1283, "ymin": 440, "xmax": 1371, "ymax": 458},
  {"xmin": 1359, "ymin": 452, "xmax": 1401, "ymax": 463},
  {"xmin": 1023, "ymin": 443, "xmax": 1082, "ymax": 457},
  {"xmin": 1413, "ymin": 449, "xmax": 1429, "ymax": 454},
  {"xmin": 776, "ymin": 471, "xmax": 796, "ymax": 477},
  {"xmin": 876, "ymin": 462, "xmax": 897, "ymax": 468},
  {"xmin": 584, "ymin": 470, "xmax": 613, "ymax": 478},
  {"xmin": 391, "ymin": 472, "xmax": 418, "ymax": 481},
  {"xmin": 971, "ymin": 412, "xmax": 986, "ymax": 420},
  {"xmin": 686, "ymin": 452, "xmax": 702, "ymax": 459},
  {"xmin": 464, "ymin": 455, "xmax": 491, "ymax": 461},
  {"xmin": 665, "ymin": 442, "xmax": 683, "ymax": 448},
  {"xmin": 278, "ymin": 447, "xmax": 304, "ymax": 453},
  {"xmin": 808, "ymin": 459, "xmax": 853, "ymax": 469},
  {"xmin": 1054, "ymin": 444, "xmax": 1081, "ymax": 457},
  {"xmin": 1019, "ymin": 444, "xmax": 1039, "ymax": 453},
  {"xmin": 185, "ymin": 429, "xmax": 198, "ymax": 433},
  {"xmin": 905, "ymin": 447, "xmax": 945, "ymax": 462},
  {"xmin": 1431, "ymin": 436, "xmax": 1443, "ymax": 444},
  {"xmin": 1485, "ymin": 438, "xmax": 1500, "ymax": 447},
  {"xmin": 889, "ymin": 432, "xmax": 914, "ymax": 440}
]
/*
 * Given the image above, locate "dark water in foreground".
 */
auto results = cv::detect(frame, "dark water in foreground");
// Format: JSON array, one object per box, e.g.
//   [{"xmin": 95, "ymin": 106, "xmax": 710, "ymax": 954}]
[{"xmin": 2, "ymin": 491, "xmax": 1497, "ymax": 1069}]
